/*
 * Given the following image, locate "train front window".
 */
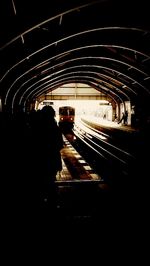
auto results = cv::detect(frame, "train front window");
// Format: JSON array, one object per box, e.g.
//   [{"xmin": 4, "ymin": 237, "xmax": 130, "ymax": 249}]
[
  {"xmin": 69, "ymin": 110, "xmax": 74, "ymax": 115},
  {"xmin": 59, "ymin": 107, "xmax": 75, "ymax": 116}
]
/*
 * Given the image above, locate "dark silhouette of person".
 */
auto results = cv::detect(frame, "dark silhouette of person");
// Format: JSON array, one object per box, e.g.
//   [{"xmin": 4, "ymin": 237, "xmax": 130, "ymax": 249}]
[
  {"xmin": 40, "ymin": 106, "xmax": 63, "ymax": 206},
  {"xmin": 118, "ymin": 110, "xmax": 128, "ymax": 125},
  {"xmin": 31, "ymin": 106, "xmax": 64, "ymax": 211}
]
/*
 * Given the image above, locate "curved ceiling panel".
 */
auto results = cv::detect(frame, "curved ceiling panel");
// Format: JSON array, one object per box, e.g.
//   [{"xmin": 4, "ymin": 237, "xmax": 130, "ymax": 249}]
[{"xmin": 1, "ymin": 0, "xmax": 150, "ymax": 112}]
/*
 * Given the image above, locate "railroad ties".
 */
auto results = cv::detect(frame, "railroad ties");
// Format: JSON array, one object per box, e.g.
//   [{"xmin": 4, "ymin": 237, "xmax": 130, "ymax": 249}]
[{"xmin": 56, "ymin": 135, "xmax": 102, "ymax": 182}]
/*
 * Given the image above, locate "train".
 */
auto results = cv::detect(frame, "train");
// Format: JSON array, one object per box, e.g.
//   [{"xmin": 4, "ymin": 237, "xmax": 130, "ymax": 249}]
[{"xmin": 58, "ymin": 106, "xmax": 75, "ymax": 131}]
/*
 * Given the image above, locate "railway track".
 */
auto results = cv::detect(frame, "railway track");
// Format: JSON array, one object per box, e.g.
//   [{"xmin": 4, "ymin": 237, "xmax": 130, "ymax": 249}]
[{"xmin": 64, "ymin": 120, "xmax": 137, "ymax": 184}]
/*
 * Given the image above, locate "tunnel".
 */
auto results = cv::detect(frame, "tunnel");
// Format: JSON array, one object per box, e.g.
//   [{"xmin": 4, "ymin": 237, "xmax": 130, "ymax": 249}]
[
  {"xmin": 1, "ymin": 0, "xmax": 150, "ymax": 250},
  {"xmin": 1, "ymin": 0, "xmax": 150, "ymax": 121}
]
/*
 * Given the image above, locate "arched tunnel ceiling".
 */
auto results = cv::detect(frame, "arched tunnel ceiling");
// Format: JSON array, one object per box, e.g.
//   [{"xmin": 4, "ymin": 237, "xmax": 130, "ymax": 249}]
[{"xmin": 0, "ymin": 0, "xmax": 150, "ymax": 112}]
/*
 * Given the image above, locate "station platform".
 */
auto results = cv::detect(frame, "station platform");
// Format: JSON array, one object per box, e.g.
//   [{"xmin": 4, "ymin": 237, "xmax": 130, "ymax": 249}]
[
  {"xmin": 53, "ymin": 135, "xmax": 110, "ymax": 222},
  {"xmin": 79, "ymin": 115, "xmax": 138, "ymax": 132}
]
